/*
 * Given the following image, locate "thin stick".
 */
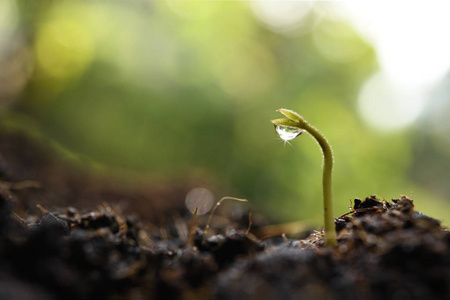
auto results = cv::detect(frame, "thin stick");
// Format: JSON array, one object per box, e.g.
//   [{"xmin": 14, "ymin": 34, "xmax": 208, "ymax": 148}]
[
  {"xmin": 36, "ymin": 204, "xmax": 48, "ymax": 215},
  {"xmin": 187, "ymin": 207, "xmax": 199, "ymax": 247},
  {"xmin": 0, "ymin": 180, "xmax": 41, "ymax": 190},
  {"xmin": 12, "ymin": 212, "xmax": 25, "ymax": 224},
  {"xmin": 281, "ymin": 233, "xmax": 288, "ymax": 244},
  {"xmin": 245, "ymin": 212, "xmax": 253, "ymax": 235},
  {"xmin": 203, "ymin": 197, "xmax": 247, "ymax": 240}
]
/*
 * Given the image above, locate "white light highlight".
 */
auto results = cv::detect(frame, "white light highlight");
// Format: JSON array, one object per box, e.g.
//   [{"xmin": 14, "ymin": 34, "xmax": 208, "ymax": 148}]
[
  {"xmin": 341, "ymin": 2, "xmax": 450, "ymax": 130},
  {"xmin": 358, "ymin": 72, "xmax": 426, "ymax": 132},
  {"xmin": 250, "ymin": 1, "xmax": 315, "ymax": 35}
]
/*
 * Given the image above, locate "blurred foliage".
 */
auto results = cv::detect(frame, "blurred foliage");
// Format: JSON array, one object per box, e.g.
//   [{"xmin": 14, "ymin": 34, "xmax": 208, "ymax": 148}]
[{"xmin": 1, "ymin": 0, "xmax": 450, "ymax": 224}]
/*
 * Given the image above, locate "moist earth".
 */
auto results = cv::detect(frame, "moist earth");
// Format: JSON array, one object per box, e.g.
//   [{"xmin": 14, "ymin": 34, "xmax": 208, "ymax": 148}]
[{"xmin": 0, "ymin": 132, "xmax": 449, "ymax": 300}]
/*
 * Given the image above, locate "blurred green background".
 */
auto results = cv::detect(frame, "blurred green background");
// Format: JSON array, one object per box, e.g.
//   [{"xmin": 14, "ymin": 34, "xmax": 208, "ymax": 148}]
[{"xmin": 1, "ymin": 1, "xmax": 450, "ymax": 224}]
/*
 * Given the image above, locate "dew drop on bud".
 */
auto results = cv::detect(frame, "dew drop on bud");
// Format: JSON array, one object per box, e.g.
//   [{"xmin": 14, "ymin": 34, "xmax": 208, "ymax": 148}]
[{"xmin": 276, "ymin": 125, "xmax": 303, "ymax": 141}]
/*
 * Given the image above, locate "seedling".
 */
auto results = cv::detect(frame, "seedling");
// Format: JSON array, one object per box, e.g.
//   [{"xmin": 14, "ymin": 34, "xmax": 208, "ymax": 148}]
[
  {"xmin": 203, "ymin": 196, "xmax": 247, "ymax": 240},
  {"xmin": 271, "ymin": 108, "xmax": 337, "ymax": 247}
]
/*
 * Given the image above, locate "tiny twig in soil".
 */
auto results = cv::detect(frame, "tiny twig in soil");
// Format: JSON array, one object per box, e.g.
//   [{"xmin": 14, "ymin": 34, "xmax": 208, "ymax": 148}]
[
  {"xmin": 281, "ymin": 233, "xmax": 288, "ymax": 244},
  {"xmin": 36, "ymin": 204, "xmax": 48, "ymax": 215},
  {"xmin": 187, "ymin": 207, "xmax": 199, "ymax": 247},
  {"xmin": 12, "ymin": 212, "xmax": 25, "ymax": 224},
  {"xmin": 0, "ymin": 180, "xmax": 42, "ymax": 190},
  {"xmin": 245, "ymin": 212, "xmax": 253, "ymax": 235},
  {"xmin": 338, "ymin": 207, "xmax": 382, "ymax": 218}
]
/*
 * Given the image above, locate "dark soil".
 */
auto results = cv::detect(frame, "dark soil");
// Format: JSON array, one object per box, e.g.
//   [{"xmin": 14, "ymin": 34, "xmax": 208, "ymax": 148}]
[{"xmin": 1, "ymin": 131, "xmax": 450, "ymax": 300}]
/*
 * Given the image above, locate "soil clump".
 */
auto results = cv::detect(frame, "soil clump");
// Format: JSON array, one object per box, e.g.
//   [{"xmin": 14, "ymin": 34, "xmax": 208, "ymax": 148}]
[{"xmin": 0, "ymin": 131, "xmax": 449, "ymax": 300}]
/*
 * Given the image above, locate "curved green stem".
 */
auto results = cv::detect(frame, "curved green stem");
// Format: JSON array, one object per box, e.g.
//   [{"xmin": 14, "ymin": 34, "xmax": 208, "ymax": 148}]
[
  {"xmin": 271, "ymin": 109, "xmax": 337, "ymax": 247},
  {"xmin": 301, "ymin": 121, "xmax": 337, "ymax": 247}
]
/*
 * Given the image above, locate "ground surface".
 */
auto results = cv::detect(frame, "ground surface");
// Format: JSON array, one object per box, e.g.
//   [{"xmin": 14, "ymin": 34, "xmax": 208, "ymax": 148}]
[{"xmin": 0, "ymin": 131, "xmax": 449, "ymax": 300}]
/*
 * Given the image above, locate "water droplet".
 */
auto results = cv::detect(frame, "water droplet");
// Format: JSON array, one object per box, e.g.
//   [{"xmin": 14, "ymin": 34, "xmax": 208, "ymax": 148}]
[{"xmin": 276, "ymin": 125, "xmax": 303, "ymax": 141}]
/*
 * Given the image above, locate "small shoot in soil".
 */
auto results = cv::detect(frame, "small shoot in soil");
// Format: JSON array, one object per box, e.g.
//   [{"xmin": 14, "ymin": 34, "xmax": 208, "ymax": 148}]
[
  {"xmin": 271, "ymin": 108, "xmax": 337, "ymax": 247},
  {"xmin": 203, "ymin": 196, "xmax": 247, "ymax": 241}
]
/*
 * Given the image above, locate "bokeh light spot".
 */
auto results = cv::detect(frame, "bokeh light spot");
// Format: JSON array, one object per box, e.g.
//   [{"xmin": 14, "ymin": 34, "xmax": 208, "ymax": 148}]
[
  {"xmin": 35, "ymin": 16, "xmax": 95, "ymax": 80},
  {"xmin": 358, "ymin": 72, "xmax": 426, "ymax": 132},
  {"xmin": 185, "ymin": 187, "xmax": 214, "ymax": 215},
  {"xmin": 341, "ymin": 2, "xmax": 450, "ymax": 87},
  {"xmin": 250, "ymin": 1, "xmax": 314, "ymax": 35}
]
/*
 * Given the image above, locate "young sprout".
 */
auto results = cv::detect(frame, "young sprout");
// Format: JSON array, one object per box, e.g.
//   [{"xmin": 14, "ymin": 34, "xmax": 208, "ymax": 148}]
[
  {"xmin": 203, "ymin": 197, "xmax": 248, "ymax": 241},
  {"xmin": 271, "ymin": 109, "xmax": 337, "ymax": 247}
]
